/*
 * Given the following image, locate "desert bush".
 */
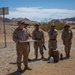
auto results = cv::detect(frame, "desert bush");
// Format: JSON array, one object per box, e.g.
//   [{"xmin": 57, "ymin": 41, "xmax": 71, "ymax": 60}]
[
  {"xmin": 40, "ymin": 23, "xmax": 49, "ymax": 31},
  {"xmin": 40, "ymin": 20, "xmax": 65, "ymax": 31}
]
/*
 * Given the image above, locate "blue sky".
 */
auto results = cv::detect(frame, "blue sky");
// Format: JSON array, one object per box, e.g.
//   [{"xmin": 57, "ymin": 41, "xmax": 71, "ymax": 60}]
[{"xmin": 0, "ymin": 0, "xmax": 75, "ymax": 22}]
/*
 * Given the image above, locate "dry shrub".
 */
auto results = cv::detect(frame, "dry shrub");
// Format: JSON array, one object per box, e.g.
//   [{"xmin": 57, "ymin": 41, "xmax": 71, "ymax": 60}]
[{"xmin": 40, "ymin": 20, "xmax": 65, "ymax": 31}]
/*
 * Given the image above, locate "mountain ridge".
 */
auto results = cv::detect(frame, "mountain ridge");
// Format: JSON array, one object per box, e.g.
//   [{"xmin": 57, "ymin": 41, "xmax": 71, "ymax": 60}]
[
  {"xmin": 0, "ymin": 16, "xmax": 75, "ymax": 25},
  {"xmin": 0, "ymin": 16, "xmax": 39, "ymax": 25}
]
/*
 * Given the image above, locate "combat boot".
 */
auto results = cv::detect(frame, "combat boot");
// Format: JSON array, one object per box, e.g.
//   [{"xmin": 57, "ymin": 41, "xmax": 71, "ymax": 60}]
[
  {"xmin": 41, "ymin": 55, "xmax": 44, "ymax": 59},
  {"xmin": 66, "ymin": 54, "xmax": 70, "ymax": 59},
  {"xmin": 67, "ymin": 54, "xmax": 70, "ymax": 58},
  {"xmin": 24, "ymin": 65, "xmax": 32, "ymax": 70},
  {"xmin": 17, "ymin": 67, "xmax": 23, "ymax": 72}
]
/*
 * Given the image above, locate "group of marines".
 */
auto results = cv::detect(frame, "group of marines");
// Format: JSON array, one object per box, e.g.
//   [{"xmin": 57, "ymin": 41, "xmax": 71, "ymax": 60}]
[{"xmin": 13, "ymin": 20, "xmax": 73, "ymax": 72}]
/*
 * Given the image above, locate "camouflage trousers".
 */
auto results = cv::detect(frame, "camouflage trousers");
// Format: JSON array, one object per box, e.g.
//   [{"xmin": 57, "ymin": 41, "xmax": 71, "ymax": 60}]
[
  {"xmin": 16, "ymin": 43, "xmax": 29, "ymax": 68},
  {"xmin": 64, "ymin": 41, "xmax": 72, "ymax": 55},
  {"xmin": 48, "ymin": 40, "xmax": 57, "ymax": 57},
  {"xmin": 34, "ymin": 40, "xmax": 43, "ymax": 56}
]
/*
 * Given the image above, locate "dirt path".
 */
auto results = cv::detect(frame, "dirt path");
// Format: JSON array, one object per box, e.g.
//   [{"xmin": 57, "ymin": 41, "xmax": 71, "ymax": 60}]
[{"xmin": 0, "ymin": 28, "xmax": 75, "ymax": 75}]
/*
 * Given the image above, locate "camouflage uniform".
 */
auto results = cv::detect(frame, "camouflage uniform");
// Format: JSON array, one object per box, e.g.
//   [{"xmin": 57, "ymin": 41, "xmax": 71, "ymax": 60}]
[
  {"xmin": 48, "ymin": 29, "xmax": 58, "ymax": 57},
  {"xmin": 61, "ymin": 25, "xmax": 73, "ymax": 58},
  {"xmin": 32, "ymin": 29, "xmax": 44, "ymax": 59},
  {"xmin": 13, "ymin": 27, "xmax": 29, "ymax": 69}
]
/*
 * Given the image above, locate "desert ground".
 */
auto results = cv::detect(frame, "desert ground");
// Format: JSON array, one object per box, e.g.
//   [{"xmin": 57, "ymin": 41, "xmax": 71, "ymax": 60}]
[{"xmin": 0, "ymin": 25, "xmax": 75, "ymax": 75}]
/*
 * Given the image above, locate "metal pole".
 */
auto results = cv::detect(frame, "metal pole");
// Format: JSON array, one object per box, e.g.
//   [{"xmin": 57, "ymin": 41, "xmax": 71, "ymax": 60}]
[{"xmin": 3, "ymin": 7, "xmax": 7, "ymax": 47}]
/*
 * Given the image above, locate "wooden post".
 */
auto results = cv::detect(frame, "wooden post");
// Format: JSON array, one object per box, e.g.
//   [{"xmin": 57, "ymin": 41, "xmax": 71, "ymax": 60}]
[{"xmin": 3, "ymin": 7, "xmax": 7, "ymax": 47}]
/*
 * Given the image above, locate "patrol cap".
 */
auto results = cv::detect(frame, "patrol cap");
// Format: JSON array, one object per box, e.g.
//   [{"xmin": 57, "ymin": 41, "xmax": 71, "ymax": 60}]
[
  {"xmin": 34, "ymin": 23, "xmax": 40, "ymax": 26},
  {"xmin": 21, "ymin": 21, "xmax": 25, "ymax": 24},
  {"xmin": 50, "ymin": 23, "xmax": 55, "ymax": 27},
  {"xmin": 35, "ymin": 23, "xmax": 40, "ymax": 26},
  {"xmin": 64, "ymin": 23, "xmax": 70, "ymax": 28},
  {"xmin": 17, "ymin": 20, "xmax": 22, "ymax": 24},
  {"xmin": 24, "ymin": 22, "xmax": 29, "ymax": 25}
]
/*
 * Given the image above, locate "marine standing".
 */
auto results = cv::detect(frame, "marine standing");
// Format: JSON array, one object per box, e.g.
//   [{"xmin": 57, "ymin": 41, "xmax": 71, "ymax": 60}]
[
  {"xmin": 13, "ymin": 21, "xmax": 31, "ymax": 72},
  {"xmin": 48, "ymin": 23, "xmax": 58, "ymax": 59},
  {"xmin": 32, "ymin": 24, "xmax": 45, "ymax": 59},
  {"xmin": 61, "ymin": 24, "xmax": 73, "ymax": 58}
]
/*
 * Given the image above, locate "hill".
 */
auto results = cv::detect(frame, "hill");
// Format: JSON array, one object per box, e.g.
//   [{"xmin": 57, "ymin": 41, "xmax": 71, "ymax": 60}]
[
  {"xmin": 51, "ymin": 17, "xmax": 75, "ymax": 23},
  {"xmin": 0, "ymin": 16, "xmax": 38, "ymax": 25}
]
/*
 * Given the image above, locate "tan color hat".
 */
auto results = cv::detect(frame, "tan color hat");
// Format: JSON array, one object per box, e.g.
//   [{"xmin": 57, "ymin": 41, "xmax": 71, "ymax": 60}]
[
  {"xmin": 64, "ymin": 23, "xmax": 70, "ymax": 28},
  {"xmin": 51, "ymin": 23, "xmax": 55, "ymax": 27}
]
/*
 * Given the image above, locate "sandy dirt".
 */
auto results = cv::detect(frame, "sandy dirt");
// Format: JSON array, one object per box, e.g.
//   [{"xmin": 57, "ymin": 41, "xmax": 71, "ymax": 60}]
[{"xmin": 0, "ymin": 25, "xmax": 75, "ymax": 75}]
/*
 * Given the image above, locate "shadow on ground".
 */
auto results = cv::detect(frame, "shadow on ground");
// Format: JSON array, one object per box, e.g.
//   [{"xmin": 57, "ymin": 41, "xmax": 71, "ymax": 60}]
[{"xmin": 6, "ymin": 71, "xmax": 23, "ymax": 75}]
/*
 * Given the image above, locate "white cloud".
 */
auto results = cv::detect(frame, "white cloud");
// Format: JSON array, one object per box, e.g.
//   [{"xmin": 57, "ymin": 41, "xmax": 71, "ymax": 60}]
[{"xmin": 6, "ymin": 7, "xmax": 75, "ymax": 21}]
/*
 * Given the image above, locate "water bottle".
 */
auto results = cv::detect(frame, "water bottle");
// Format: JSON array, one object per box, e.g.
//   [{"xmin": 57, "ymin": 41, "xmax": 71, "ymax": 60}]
[{"xmin": 49, "ymin": 56, "xmax": 54, "ymax": 63}]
